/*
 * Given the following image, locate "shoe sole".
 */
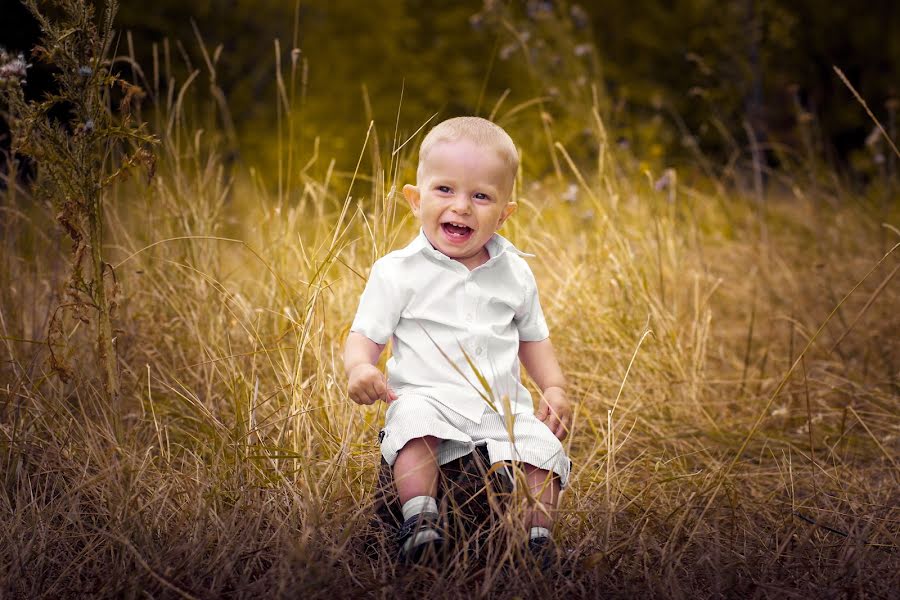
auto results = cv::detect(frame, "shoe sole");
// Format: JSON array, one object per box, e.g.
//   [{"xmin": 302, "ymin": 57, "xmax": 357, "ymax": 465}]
[{"xmin": 401, "ymin": 537, "xmax": 446, "ymax": 565}]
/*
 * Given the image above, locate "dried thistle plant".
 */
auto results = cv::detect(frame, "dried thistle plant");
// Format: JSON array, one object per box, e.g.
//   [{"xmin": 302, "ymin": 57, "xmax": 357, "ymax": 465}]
[{"xmin": 0, "ymin": 0, "xmax": 158, "ymax": 415}]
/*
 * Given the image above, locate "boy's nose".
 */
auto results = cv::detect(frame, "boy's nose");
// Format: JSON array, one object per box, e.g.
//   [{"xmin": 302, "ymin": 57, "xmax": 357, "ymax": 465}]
[{"xmin": 450, "ymin": 195, "xmax": 472, "ymax": 214}]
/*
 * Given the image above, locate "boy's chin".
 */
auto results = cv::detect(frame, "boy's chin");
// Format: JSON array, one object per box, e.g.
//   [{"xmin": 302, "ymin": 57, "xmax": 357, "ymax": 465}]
[{"xmin": 445, "ymin": 244, "xmax": 490, "ymax": 264}]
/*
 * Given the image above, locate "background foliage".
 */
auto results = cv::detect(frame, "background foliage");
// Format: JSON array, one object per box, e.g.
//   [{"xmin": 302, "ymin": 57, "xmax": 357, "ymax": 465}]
[{"xmin": 3, "ymin": 0, "xmax": 899, "ymax": 180}]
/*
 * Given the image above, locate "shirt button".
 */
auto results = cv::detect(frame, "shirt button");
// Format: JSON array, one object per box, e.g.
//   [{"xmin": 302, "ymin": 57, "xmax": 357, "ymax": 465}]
[{"xmin": 475, "ymin": 347, "xmax": 483, "ymax": 356}]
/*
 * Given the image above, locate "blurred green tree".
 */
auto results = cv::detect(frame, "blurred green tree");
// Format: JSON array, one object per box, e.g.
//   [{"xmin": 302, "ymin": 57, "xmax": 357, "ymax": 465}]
[{"xmin": 4, "ymin": 0, "xmax": 896, "ymax": 181}]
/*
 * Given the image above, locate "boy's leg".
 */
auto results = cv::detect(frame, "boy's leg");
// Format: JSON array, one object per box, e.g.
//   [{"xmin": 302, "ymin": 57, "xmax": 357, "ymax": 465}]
[
  {"xmin": 523, "ymin": 464, "xmax": 560, "ymax": 531},
  {"xmin": 392, "ymin": 435, "xmax": 443, "ymax": 561},
  {"xmin": 523, "ymin": 465, "xmax": 563, "ymax": 567},
  {"xmin": 393, "ymin": 435, "xmax": 440, "ymax": 503}
]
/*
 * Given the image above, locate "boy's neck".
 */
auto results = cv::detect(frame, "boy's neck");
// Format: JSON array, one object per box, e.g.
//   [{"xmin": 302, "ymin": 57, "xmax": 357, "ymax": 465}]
[{"xmin": 455, "ymin": 247, "xmax": 490, "ymax": 271}]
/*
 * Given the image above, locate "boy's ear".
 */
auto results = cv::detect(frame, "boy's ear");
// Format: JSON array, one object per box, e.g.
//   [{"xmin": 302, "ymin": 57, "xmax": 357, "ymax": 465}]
[
  {"xmin": 403, "ymin": 184, "xmax": 421, "ymax": 215},
  {"xmin": 497, "ymin": 201, "xmax": 517, "ymax": 228}
]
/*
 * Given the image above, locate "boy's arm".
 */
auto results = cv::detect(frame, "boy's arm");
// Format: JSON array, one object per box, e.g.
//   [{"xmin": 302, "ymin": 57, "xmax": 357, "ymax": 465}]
[
  {"xmin": 519, "ymin": 338, "xmax": 571, "ymax": 440},
  {"xmin": 344, "ymin": 332, "xmax": 397, "ymax": 405}
]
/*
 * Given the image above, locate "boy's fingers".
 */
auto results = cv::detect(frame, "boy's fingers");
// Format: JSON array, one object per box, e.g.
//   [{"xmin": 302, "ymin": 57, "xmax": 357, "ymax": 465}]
[
  {"xmin": 349, "ymin": 376, "xmax": 373, "ymax": 404},
  {"xmin": 376, "ymin": 378, "xmax": 393, "ymax": 402},
  {"xmin": 556, "ymin": 424, "xmax": 566, "ymax": 440},
  {"xmin": 378, "ymin": 383, "xmax": 394, "ymax": 403},
  {"xmin": 555, "ymin": 420, "xmax": 568, "ymax": 440},
  {"xmin": 364, "ymin": 382, "xmax": 381, "ymax": 405},
  {"xmin": 536, "ymin": 402, "xmax": 549, "ymax": 421},
  {"xmin": 558, "ymin": 419, "xmax": 570, "ymax": 439},
  {"xmin": 545, "ymin": 413, "xmax": 560, "ymax": 435},
  {"xmin": 348, "ymin": 385, "xmax": 363, "ymax": 405}
]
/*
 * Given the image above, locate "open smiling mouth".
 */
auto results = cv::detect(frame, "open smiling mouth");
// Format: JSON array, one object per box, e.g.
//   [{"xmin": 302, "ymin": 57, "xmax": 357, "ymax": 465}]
[{"xmin": 441, "ymin": 222, "xmax": 473, "ymax": 241}]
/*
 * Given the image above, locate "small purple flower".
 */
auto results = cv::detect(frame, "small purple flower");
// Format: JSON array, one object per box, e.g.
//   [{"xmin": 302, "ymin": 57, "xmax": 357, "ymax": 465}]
[
  {"xmin": 84, "ymin": 119, "xmax": 95, "ymax": 133},
  {"xmin": 78, "ymin": 65, "xmax": 93, "ymax": 77},
  {"xmin": 570, "ymin": 4, "xmax": 589, "ymax": 29},
  {"xmin": 527, "ymin": 0, "xmax": 554, "ymax": 20},
  {"xmin": 654, "ymin": 169, "xmax": 675, "ymax": 192},
  {"xmin": 0, "ymin": 52, "xmax": 30, "ymax": 83},
  {"xmin": 655, "ymin": 168, "xmax": 678, "ymax": 203},
  {"xmin": 574, "ymin": 43, "xmax": 592, "ymax": 58},
  {"xmin": 499, "ymin": 43, "xmax": 516, "ymax": 61}
]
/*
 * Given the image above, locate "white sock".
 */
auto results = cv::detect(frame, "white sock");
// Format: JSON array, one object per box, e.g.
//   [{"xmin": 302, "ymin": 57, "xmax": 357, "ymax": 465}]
[
  {"xmin": 529, "ymin": 526, "xmax": 551, "ymax": 540},
  {"xmin": 401, "ymin": 495, "xmax": 437, "ymax": 520},
  {"xmin": 400, "ymin": 496, "xmax": 440, "ymax": 553}
]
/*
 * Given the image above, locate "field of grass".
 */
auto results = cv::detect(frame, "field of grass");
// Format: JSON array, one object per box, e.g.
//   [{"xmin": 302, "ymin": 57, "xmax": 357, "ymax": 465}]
[
  {"xmin": 3, "ymin": 112, "xmax": 898, "ymax": 597},
  {"xmin": 2, "ymin": 11, "xmax": 899, "ymax": 598}
]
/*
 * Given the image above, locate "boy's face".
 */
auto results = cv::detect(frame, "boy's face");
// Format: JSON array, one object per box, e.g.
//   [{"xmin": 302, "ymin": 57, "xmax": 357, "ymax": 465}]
[{"xmin": 403, "ymin": 138, "xmax": 517, "ymax": 270}]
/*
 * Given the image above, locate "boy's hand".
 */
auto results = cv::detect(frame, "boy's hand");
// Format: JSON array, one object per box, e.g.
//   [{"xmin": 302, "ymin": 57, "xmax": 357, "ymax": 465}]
[
  {"xmin": 347, "ymin": 364, "xmax": 397, "ymax": 405},
  {"xmin": 535, "ymin": 386, "xmax": 571, "ymax": 440}
]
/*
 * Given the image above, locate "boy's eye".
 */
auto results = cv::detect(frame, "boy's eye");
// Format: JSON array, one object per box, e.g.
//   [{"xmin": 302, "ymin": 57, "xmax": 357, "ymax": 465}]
[
  {"xmin": 473, "ymin": 192, "xmax": 489, "ymax": 201},
  {"xmin": 437, "ymin": 185, "xmax": 451, "ymax": 193}
]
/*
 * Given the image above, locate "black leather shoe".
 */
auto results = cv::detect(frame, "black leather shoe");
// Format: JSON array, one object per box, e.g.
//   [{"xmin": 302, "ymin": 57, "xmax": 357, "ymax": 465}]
[
  {"xmin": 396, "ymin": 511, "xmax": 445, "ymax": 564},
  {"xmin": 527, "ymin": 535, "xmax": 560, "ymax": 571}
]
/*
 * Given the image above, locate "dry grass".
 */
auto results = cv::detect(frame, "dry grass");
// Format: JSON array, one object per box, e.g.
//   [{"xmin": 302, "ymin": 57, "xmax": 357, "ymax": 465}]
[{"xmin": 2, "ymin": 31, "xmax": 900, "ymax": 600}]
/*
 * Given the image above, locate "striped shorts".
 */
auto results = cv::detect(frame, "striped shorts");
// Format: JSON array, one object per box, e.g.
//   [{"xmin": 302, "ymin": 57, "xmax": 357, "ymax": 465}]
[{"xmin": 379, "ymin": 394, "xmax": 570, "ymax": 488}]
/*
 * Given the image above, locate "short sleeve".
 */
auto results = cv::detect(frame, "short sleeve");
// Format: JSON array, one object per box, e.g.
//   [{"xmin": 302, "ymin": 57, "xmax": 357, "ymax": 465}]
[
  {"xmin": 514, "ymin": 261, "xmax": 550, "ymax": 342},
  {"xmin": 350, "ymin": 259, "xmax": 404, "ymax": 345}
]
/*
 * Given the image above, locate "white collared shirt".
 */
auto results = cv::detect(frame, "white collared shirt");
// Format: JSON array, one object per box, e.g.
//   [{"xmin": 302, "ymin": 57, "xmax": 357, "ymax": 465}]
[{"xmin": 351, "ymin": 229, "xmax": 550, "ymax": 422}]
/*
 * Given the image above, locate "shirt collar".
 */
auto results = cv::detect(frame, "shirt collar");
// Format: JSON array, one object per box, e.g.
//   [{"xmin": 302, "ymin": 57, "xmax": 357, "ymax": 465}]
[{"xmin": 394, "ymin": 229, "xmax": 535, "ymax": 263}]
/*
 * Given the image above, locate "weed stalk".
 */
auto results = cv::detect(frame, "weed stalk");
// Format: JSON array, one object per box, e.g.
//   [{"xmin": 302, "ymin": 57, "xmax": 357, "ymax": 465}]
[{"xmin": 0, "ymin": 0, "xmax": 157, "ymax": 422}]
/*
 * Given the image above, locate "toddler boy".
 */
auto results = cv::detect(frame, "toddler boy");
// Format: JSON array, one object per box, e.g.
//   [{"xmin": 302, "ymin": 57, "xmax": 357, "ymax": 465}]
[{"xmin": 345, "ymin": 116, "xmax": 571, "ymax": 563}]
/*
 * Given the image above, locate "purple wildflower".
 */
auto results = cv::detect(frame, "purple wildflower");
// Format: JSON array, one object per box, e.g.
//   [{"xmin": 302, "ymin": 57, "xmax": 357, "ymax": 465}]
[
  {"xmin": 570, "ymin": 5, "xmax": 589, "ymax": 29},
  {"xmin": 574, "ymin": 43, "xmax": 592, "ymax": 57},
  {"xmin": 0, "ymin": 51, "xmax": 30, "ymax": 84},
  {"xmin": 654, "ymin": 169, "xmax": 677, "ymax": 194},
  {"xmin": 499, "ymin": 43, "xmax": 516, "ymax": 61},
  {"xmin": 527, "ymin": 0, "xmax": 554, "ymax": 20}
]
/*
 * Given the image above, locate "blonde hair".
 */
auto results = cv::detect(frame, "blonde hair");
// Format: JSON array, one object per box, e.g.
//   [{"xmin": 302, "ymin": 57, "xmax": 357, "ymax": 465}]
[{"xmin": 416, "ymin": 116, "xmax": 519, "ymax": 186}]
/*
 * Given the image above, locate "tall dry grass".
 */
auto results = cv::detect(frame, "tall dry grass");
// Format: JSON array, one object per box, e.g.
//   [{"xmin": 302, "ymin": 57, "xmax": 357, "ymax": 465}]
[{"xmin": 2, "ymin": 14, "xmax": 899, "ymax": 600}]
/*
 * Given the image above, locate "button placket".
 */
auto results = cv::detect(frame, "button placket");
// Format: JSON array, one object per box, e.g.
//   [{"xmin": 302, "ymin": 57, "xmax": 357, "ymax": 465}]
[
  {"xmin": 463, "ymin": 274, "xmax": 484, "ymax": 359},
  {"xmin": 462, "ymin": 275, "xmax": 478, "ymax": 326}
]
